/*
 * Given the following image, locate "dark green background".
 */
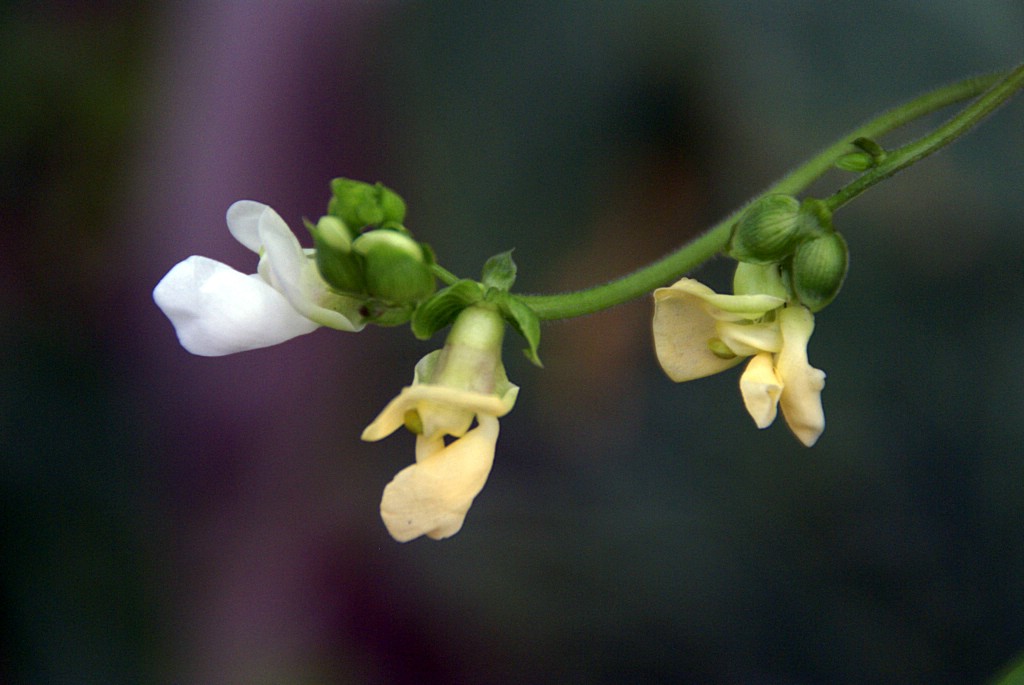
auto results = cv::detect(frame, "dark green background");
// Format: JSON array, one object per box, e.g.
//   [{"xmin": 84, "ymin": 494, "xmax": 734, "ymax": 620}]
[{"xmin": 3, "ymin": 2, "xmax": 1023, "ymax": 683}]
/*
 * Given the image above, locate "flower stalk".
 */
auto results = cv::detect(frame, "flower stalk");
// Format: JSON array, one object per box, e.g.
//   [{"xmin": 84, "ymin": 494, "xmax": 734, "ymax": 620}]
[{"xmin": 517, "ymin": 66, "xmax": 1022, "ymax": 321}]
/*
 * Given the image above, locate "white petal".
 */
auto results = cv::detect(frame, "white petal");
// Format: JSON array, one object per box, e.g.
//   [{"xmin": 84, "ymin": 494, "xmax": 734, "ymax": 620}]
[
  {"xmin": 256, "ymin": 207, "xmax": 363, "ymax": 331},
  {"xmin": 776, "ymin": 306, "xmax": 826, "ymax": 446},
  {"xmin": 739, "ymin": 352, "xmax": 783, "ymax": 428},
  {"xmin": 153, "ymin": 256, "xmax": 319, "ymax": 356},
  {"xmin": 380, "ymin": 415, "xmax": 499, "ymax": 542},
  {"xmin": 226, "ymin": 200, "xmax": 269, "ymax": 253}
]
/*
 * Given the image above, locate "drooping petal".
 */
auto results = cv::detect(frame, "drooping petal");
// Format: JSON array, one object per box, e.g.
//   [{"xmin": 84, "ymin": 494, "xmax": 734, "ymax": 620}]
[
  {"xmin": 775, "ymin": 305, "xmax": 826, "ymax": 446},
  {"xmin": 379, "ymin": 415, "xmax": 500, "ymax": 542},
  {"xmin": 361, "ymin": 383, "xmax": 518, "ymax": 442},
  {"xmin": 153, "ymin": 256, "xmax": 320, "ymax": 356},
  {"xmin": 255, "ymin": 206, "xmax": 364, "ymax": 332},
  {"xmin": 739, "ymin": 352, "xmax": 783, "ymax": 428},
  {"xmin": 225, "ymin": 200, "xmax": 267, "ymax": 253},
  {"xmin": 653, "ymin": 280, "xmax": 745, "ymax": 381}
]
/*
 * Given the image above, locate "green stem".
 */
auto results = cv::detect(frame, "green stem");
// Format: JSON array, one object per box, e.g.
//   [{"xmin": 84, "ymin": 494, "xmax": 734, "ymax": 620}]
[
  {"xmin": 518, "ymin": 67, "xmax": 1020, "ymax": 320},
  {"xmin": 825, "ymin": 64, "xmax": 1024, "ymax": 212},
  {"xmin": 431, "ymin": 262, "xmax": 462, "ymax": 286}
]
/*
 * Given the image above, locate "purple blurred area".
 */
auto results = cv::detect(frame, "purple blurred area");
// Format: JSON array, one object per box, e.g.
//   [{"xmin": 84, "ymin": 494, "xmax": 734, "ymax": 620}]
[{"xmin": 3, "ymin": 2, "xmax": 1024, "ymax": 684}]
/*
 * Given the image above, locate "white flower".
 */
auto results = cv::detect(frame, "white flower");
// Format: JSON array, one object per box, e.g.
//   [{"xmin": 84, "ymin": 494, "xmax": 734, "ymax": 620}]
[
  {"xmin": 653, "ymin": 277, "xmax": 826, "ymax": 446},
  {"xmin": 153, "ymin": 201, "xmax": 364, "ymax": 355},
  {"xmin": 362, "ymin": 306, "xmax": 518, "ymax": 541}
]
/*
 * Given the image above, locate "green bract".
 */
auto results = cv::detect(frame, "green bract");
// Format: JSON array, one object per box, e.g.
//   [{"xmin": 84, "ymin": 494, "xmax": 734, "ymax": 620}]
[
  {"xmin": 481, "ymin": 250, "xmax": 517, "ymax": 291},
  {"xmin": 412, "ymin": 280, "xmax": 486, "ymax": 340}
]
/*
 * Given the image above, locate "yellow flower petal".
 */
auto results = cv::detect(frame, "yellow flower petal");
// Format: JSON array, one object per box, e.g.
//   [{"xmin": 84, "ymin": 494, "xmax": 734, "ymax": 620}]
[
  {"xmin": 653, "ymin": 280, "xmax": 745, "ymax": 382},
  {"xmin": 380, "ymin": 415, "xmax": 499, "ymax": 542},
  {"xmin": 361, "ymin": 383, "xmax": 516, "ymax": 442},
  {"xmin": 776, "ymin": 306, "xmax": 826, "ymax": 447},
  {"xmin": 653, "ymin": 278, "xmax": 785, "ymax": 382},
  {"xmin": 716, "ymin": 320, "xmax": 782, "ymax": 357},
  {"xmin": 739, "ymin": 352, "xmax": 783, "ymax": 428}
]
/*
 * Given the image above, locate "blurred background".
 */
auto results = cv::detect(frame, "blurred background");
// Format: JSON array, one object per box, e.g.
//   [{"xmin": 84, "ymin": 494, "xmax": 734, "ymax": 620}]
[{"xmin": 2, "ymin": 1, "xmax": 1023, "ymax": 683}]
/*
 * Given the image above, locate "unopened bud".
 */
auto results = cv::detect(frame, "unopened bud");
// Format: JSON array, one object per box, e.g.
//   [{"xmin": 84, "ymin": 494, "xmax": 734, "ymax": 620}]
[
  {"xmin": 791, "ymin": 232, "xmax": 848, "ymax": 311},
  {"xmin": 728, "ymin": 194, "xmax": 803, "ymax": 264},
  {"xmin": 353, "ymin": 230, "xmax": 436, "ymax": 303},
  {"xmin": 307, "ymin": 216, "xmax": 365, "ymax": 294},
  {"xmin": 328, "ymin": 179, "xmax": 408, "ymax": 229},
  {"xmin": 835, "ymin": 151, "xmax": 874, "ymax": 172}
]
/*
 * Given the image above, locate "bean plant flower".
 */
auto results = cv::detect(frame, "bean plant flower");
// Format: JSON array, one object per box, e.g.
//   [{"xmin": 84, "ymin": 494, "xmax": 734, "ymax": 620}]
[
  {"xmin": 652, "ymin": 273, "xmax": 826, "ymax": 446},
  {"xmin": 153, "ymin": 201, "xmax": 364, "ymax": 356},
  {"xmin": 362, "ymin": 305, "xmax": 518, "ymax": 541}
]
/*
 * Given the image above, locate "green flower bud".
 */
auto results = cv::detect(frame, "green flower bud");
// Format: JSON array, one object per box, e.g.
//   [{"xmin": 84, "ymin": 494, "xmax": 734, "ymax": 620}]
[
  {"xmin": 328, "ymin": 179, "xmax": 408, "ymax": 229},
  {"xmin": 835, "ymin": 151, "xmax": 874, "ymax": 172},
  {"xmin": 728, "ymin": 194, "xmax": 803, "ymax": 264},
  {"xmin": 790, "ymin": 232, "xmax": 848, "ymax": 312},
  {"xmin": 377, "ymin": 184, "xmax": 407, "ymax": 225},
  {"xmin": 307, "ymin": 216, "xmax": 366, "ymax": 294},
  {"xmin": 353, "ymin": 230, "xmax": 436, "ymax": 304}
]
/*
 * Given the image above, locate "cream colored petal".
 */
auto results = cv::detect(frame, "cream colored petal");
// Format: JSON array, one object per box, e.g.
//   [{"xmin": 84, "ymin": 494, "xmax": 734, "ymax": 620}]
[
  {"xmin": 380, "ymin": 415, "xmax": 499, "ymax": 542},
  {"xmin": 658, "ymin": 278, "xmax": 784, "ymax": 319},
  {"xmin": 653, "ymin": 282, "xmax": 744, "ymax": 382},
  {"xmin": 776, "ymin": 306, "xmax": 826, "ymax": 447},
  {"xmin": 739, "ymin": 352, "xmax": 783, "ymax": 428},
  {"xmin": 716, "ymin": 320, "xmax": 782, "ymax": 357},
  {"xmin": 361, "ymin": 383, "xmax": 517, "ymax": 442}
]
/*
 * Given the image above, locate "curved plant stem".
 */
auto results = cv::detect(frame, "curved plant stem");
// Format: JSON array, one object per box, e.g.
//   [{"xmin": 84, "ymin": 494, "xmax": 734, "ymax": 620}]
[
  {"xmin": 825, "ymin": 63, "xmax": 1024, "ymax": 212},
  {"xmin": 517, "ymin": 67, "xmax": 1021, "ymax": 320}
]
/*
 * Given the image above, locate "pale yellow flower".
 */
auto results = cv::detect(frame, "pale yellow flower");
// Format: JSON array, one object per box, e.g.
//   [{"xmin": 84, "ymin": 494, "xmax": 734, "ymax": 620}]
[
  {"xmin": 363, "ymin": 306, "xmax": 518, "ymax": 541},
  {"xmin": 653, "ymin": 277, "xmax": 826, "ymax": 446}
]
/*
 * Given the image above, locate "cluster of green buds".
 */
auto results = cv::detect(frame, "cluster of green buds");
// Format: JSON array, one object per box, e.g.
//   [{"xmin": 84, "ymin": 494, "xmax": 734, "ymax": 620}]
[
  {"xmin": 307, "ymin": 179, "xmax": 437, "ymax": 326},
  {"xmin": 726, "ymin": 193, "xmax": 849, "ymax": 311}
]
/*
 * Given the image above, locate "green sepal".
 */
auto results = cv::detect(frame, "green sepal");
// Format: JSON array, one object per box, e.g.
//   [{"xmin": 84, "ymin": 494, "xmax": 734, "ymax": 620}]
[
  {"xmin": 481, "ymin": 250, "xmax": 517, "ymax": 291},
  {"xmin": 305, "ymin": 217, "xmax": 366, "ymax": 294},
  {"xmin": 361, "ymin": 300, "xmax": 415, "ymax": 327},
  {"xmin": 328, "ymin": 178, "xmax": 407, "ymax": 229},
  {"xmin": 410, "ymin": 279, "xmax": 485, "ymax": 340},
  {"xmin": 489, "ymin": 291, "xmax": 542, "ymax": 367},
  {"xmin": 797, "ymin": 198, "xmax": 834, "ymax": 238}
]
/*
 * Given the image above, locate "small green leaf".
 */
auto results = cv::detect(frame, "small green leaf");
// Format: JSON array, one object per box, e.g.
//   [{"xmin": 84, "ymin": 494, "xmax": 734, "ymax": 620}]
[
  {"xmin": 481, "ymin": 250, "xmax": 518, "ymax": 291},
  {"xmin": 492, "ymin": 292, "xmax": 542, "ymax": 367},
  {"xmin": 410, "ymin": 280, "xmax": 485, "ymax": 340}
]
